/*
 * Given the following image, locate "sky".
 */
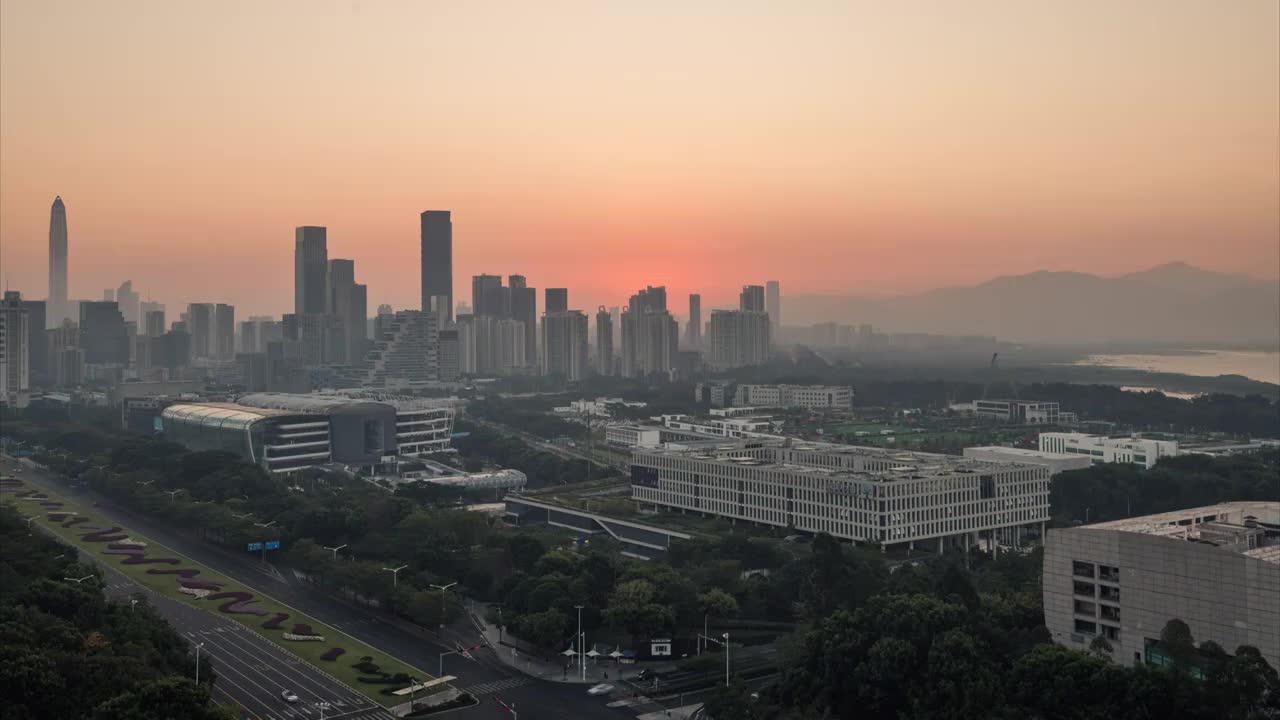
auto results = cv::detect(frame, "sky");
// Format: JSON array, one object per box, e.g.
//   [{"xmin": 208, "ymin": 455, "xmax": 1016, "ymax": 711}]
[{"xmin": 2, "ymin": 0, "xmax": 1277, "ymax": 318}]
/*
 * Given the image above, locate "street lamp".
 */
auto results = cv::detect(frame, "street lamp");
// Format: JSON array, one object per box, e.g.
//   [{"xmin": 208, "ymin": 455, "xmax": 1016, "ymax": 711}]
[
  {"xmin": 25, "ymin": 516, "xmax": 36, "ymax": 534},
  {"xmin": 130, "ymin": 599, "xmax": 138, "ymax": 612},
  {"xmin": 194, "ymin": 642, "xmax": 204, "ymax": 684},
  {"xmin": 254, "ymin": 520, "xmax": 276, "ymax": 528},
  {"xmin": 63, "ymin": 575, "xmax": 94, "ymax": 584},
  {"xmin": 383, "ymin": 564, "xmax": 408, "ymax": 587},
  {"xmin": 232, "ymin": 512, "xmax": 253, "ymax": 520},
  {"xmin": 723, "ymin": 632, "xmax": 730, "ymax": 686},
  {"xmin": 138, "ymin": 479, "xmax": 155, "ymax": 486},
  {"xmin": 574, "ymin": 604, "xmax": 585, "ymax": 682},
  {"xmin": 323, "ymin": 543, "xmax": 347, "ymax": 560},
  {"xmin": 430, "ymin": 581, "xmax": 457, "ymax": 631},
  {"xmin": 163, "ymin": 489, "xmax": 183, "ymax": 502},
  {"xmin": 316, "ymin": 702, "xmax": 330, "ymax": 720}
]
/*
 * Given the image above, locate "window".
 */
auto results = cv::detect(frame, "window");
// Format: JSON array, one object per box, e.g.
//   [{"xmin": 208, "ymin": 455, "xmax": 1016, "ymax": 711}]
[
  {"xmin": 1101, "ymin": 625, "xmax": 1120, "ymax": 641},
  {"xmin": 1099, "ymin": 565, "xmax": 1120, "ymax": 582},
  {"xmin": 1073, "ymin": 581, "xmax": 1096, "ymax": 597},
  {"xmin": 1073, "ymin": 600, "xmax": 1096, "ymax": 616},
  {"xmin": 1074, "ymin": 619, "xmax": 1097, "ymax": 635},
  {"xmin": 1100, "ymin": 606, "xmax": 1120, "ymax": 622},
  {"xmin": 1072, "ymin": 561, "xmax": 1096, "ymax": 578},
  {"xmin": 1099, "ymin": 586, "xmax": 1120, "ymax": 603}
]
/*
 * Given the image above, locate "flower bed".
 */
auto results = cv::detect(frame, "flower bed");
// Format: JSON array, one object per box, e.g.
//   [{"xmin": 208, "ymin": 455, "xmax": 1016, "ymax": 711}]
[
  {"xmin": 120, "ymin": 556, "xmax": 181, "ymax": 565},
  {"xmin": 62, "ymin": 516, "xmax": 89, "ymax": 528},
  {"xmin": 180, "ymin": 587, "xmax": 212, "ymax": 599},
  {"xmin": 262, "ymin": 613, "xmax": 290, "ymax": 629},
  {"xmin": 291, "ymin": 623, "xmax": 314, "ymax": 635},
  {"xmin": 283, "ymin": 633, "xmax": 326, "ymax": 641},
  {"xmin": 82, "ymin": 527, "xmax": 129, "ymax": 542},
  {"xmin": 321, "ymin": 647, "xmax": 346, "ymax": 662},
  {"xmin": 207, "ymin": 591, "xmax": 268, "ymax": 616}
]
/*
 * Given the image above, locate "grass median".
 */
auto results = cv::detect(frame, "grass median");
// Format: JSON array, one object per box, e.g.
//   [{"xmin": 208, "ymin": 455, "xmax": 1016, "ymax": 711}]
[{"xmin": 2, "ymin": 478, "xmax": 442, "ymax": 708}]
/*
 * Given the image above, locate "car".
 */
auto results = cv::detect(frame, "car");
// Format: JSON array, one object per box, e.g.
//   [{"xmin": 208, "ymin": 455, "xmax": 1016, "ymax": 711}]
[
  {"xmin": 586, "ymin": 684, "xmax": 615, "ymax": 696},
  {"xmin": 280, "ymin": 690, "xmax": 299, "ymax": 703},
  {"xmin": 634, "ymin": 669, "xmax": 655, "ymax": 681}
]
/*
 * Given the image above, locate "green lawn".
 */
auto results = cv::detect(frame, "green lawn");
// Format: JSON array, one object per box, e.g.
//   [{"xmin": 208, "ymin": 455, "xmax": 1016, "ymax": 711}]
[{"xmin": 3, "ymin": 481, "xmax": 441, "ymax": 707}]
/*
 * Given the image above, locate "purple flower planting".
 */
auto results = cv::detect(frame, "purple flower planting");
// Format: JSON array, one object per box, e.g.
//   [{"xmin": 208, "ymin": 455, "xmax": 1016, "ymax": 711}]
[
  {"xmin": 320, "ymin": 647, "xmax": 346, "ymax": 661},
  {"xmin": 121, "ymin": 556, "xmax": 180, "ymax": 565},
  {"xmin": 291, "ymin": 623, "xmax": 314, "ymax": 636},
  {"xmin": 62, "ymin": 516, "xmax": 89, "ymax": 528},
  {"xmin": 82, "ymin": 527, "xmax": 129, "ymax": 542},
  {"xmin": 207, "ymin": 592, "xmax": 268, "ymax": 616},
  {"xmin": 262, "ymin": 613, "xmax": 290, "ymax": 629}
]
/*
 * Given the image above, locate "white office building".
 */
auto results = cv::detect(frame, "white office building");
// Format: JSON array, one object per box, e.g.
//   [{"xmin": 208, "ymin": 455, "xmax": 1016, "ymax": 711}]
[
  {"xmin": 1039, "ymin": 433, "xmax": 1178, "ymax": 469},
  {"xmin": 975, "ymin": 399, "xmax": 1060, "ymax": 425},
  {"xmin": 631, "ymin": 442, "xmax": 1050, "ymax": 551},
  {"xmin": 606, "ymin": 424, "xmax": 664, "ymax": 449},
  {"xmin": 734, "ymin": 384, "xmax": 853, "ymax": 411},
  {"xmin": 1043, "ymin": 502, "xmax": 1279, "ymax": 670},
  {"xmin": 963, "ymin": 446, "xmax": 1092, "ymax": 475}
]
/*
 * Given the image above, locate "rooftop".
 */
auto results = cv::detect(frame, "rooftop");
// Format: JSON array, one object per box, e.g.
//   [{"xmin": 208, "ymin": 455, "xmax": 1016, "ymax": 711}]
[
  {"xmin": 1083, "ymin": 502, "xmax": 1280, "ymax": 564},
  {"xmin": 966, "ymin": 446, "xmax": 1080, "ymax": 460}
]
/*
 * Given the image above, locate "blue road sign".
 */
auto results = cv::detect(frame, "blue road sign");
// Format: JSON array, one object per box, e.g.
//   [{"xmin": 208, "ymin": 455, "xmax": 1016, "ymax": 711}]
[
  {"xmin": 247, "ymin": 542, "xmax": 263, "ymax": 551},
  {"xmin": 265, "ymin": 540, "xmax": 281, "ymax": 550}
]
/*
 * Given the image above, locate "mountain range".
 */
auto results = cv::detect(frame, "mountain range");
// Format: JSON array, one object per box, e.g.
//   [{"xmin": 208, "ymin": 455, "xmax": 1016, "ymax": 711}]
[{"xmin": 786, "ymin": 263, "xmax": 1280, "ymax": 345}]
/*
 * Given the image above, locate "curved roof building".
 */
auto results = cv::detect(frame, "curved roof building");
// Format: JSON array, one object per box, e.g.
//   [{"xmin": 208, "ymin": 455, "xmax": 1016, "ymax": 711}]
[{"xmin": 161, "ymin": 402, "xmax": 330, "ymax": 473}]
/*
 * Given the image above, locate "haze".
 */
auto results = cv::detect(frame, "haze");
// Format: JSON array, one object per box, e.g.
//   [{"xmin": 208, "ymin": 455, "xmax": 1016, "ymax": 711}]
[{"xmin": 2, "ymin": 0, "xmax": 1277, "ymax": 316}]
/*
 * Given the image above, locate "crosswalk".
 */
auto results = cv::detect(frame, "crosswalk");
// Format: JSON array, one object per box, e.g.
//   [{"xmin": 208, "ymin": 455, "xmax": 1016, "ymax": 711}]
[{"xmin": 461, "ymin": 676, "xmax": 530, "ymax": 696}]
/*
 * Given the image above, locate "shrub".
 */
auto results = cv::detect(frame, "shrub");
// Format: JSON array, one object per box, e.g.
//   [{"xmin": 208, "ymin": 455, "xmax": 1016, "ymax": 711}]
[
  {"xmin": 291, "ymin": 623, "xmax": 314, "ymax": 635},
  {"xmin": 320, "ymin": 648, "xmax": 346, "ymax": 661},
  {"xmin": 353, "ymin": 661, "xmax": 381, "ymax": 674}
]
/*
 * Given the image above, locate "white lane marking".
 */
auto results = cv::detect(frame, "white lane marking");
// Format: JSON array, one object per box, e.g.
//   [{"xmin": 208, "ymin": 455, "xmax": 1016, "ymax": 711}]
[{"xmin": 214, "ymin": 626, "xmax": 368, "ymax": 708}]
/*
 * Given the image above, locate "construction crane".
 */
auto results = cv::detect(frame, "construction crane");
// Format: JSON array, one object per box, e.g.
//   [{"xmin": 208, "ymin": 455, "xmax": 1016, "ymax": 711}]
[{"xmin": 981, "ymin": 352, "xmax": 1018, "ymax": 400}]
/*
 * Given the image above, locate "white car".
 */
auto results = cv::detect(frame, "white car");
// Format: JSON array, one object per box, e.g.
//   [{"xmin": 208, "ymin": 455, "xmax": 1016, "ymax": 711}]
[
  {"xmin": 280, "ymin": 690, "xmax": 299, "ymax": 703},
  {"xmin": 587, "ymin": 683, "xmax": 615, "ymax": 696}
]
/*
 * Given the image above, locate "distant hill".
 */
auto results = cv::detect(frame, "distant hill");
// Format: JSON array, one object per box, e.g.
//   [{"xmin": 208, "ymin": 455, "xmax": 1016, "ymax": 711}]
[{"xmin": 787, "ymin": 263, "xmax": 1280, "ymax": 345}]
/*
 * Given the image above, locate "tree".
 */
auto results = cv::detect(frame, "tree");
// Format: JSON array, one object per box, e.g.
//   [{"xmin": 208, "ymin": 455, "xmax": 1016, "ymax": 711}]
[
  {"xmin": 1160, "ymin": 618, "xmax": 1197, "ymax": 670},
  {"xmin": 697, "ymin": 588, "xmax": 739, "ymax": 621},
  {"xmin": 1089, "ymin": 634, "xmax": 1114, "ymax": 658},
  {"xmin": 516, "ymin": 609, "xmax": 569, "ymax": 652}
]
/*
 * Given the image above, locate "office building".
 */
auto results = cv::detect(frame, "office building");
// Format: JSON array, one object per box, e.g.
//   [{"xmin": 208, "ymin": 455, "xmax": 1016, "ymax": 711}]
[
  {"xmin": 215, "ymin": 303, "xmax": 235, "ymax": 360},
  {"xmin": 606, "ymin": 424, "xmax": 664, "ymax": 449},
  {"xmin": 1, "ymin": 292, "xmax": 31, "ymax": 406},
  {"xmin": 294, "ymin": 226, "xmax": 329, "ymax": 315},
  {"xmin": 145, "ymin": 309, "xmax": 167, "ymax": 338},
  {"xmin": 15, "ymin": 298, "xmax": 47, "ymax": 386},
  {"xmin": 620, "ymin": 286, "xmax": 677, "ymax": 378},
  {"xmin": 327, "ymin": 258, "xmax": 367, "ymax": 365},
  {"xmin": 685, "ymin": 294, "xmax": 701, "ymax": 348},
  {"xmin": 471, "ymin": 274, "xmax": 507, "ymax": 318},
  {"xmin": 739, "ymin": 285, "xmax": 765, "ymax": 312},
  {"xmin": 114, "ymin": 280, "xmax": 140, "ymax": 326},
  {"xmin": 766, "ymin": 281, "xmax": 780, "ymax": 333},
  {"xmin": 438, "ymin": 329, "xmax": 460, "ymax": 382},
  {"xmin": 695, "ymin": 381, "xmax": 732, "ymax": 407},
  {"xmin": 975, "ymin": 399, "xmax": 1061, "ymax": 425},
  {"xmin": 509, "ymin": 276, "xmax": 537, "ymax": 367},
  {"xmin": 282, "ymin": 312, "xmax": 330, "ymax": 366},
  {"xmin": 78, "ymin": 301, "xmax": 129, "ymax": 366},
  {"xmin": 1039, "ymin": 433, "xmax": 1178, "ymax": 469},
  {"xmin": 540, "ymin": 310, "xmax": 589, "ymax": 381},
  {"xmin": 459, "ymin": 315, "xmax": 526, "ymax": 376},
  {"xmin": 186, "ymin": 303, "xmax": 215, "ymax": 360},
  {"xmin": 350, "ymin": 309, "xmax": 439, "ymax": 386},
  {"xmin": 734, "ymin": 384, "xmax": 853, "ymax": 410},
  {"xmin": 632, "ymin": 442, "xmax": 1050, "ymax": 551},
  {"xmin": 420, "ymin": 211, "xmax": 453, "ymax": 321},
  {"xmin": 708, "ymin": 309, "xmax": 770, "ymax": 369},
  {"xmin": 48, "ymin": 196, "xmax": 69, "ymax": 327},
  {"xmin": 545, "ymin": 288, "xmax": 568, "ymax": 314},
  {"xmin": 51, "ymin": 346, "xmax": 85, "ymax": 387},
  {"xmin": 962, "ymin": 446, "xmax": 1092, "ymax": 475},
  {"xmin": 595, "ymin": 306, "xmax": 614, "ymax": 375},
  {"xmin": 1043, "ymin": 502, "xmax": 1279, "ymax": 669}
]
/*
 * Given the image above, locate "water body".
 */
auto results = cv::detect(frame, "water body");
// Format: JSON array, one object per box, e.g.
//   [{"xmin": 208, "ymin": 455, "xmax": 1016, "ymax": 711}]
[{"xmin": 1077, "ymin": 350, "xmax": 1280, "ymax": 386}]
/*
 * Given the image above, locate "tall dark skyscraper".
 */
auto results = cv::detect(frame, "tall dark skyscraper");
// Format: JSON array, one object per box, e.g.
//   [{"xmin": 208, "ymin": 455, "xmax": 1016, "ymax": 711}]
[
  {"xmin": 766, "ymin": 280, "xmax": 780, "ymax": 332},
  {"xmin": 421, "ymin": 211, "xmax": 453, "ymax": 321},
  {"xmin": 509, "ymin": 275, "xmax": 537, "ymax": 365},
  {"xmin": 48, "ymin": 196, "xmax": 68, "ymax": 328},
  {"xmin": 471, "ymin": 274, "xmax": 505, "ymax": 317},
  {"xmin": 214, "ymin": 303, "xmax": 235, "ymax": 360},
  {"xmin": 78, "ymin": 301, "xmax": 129, "ymax": 365},
  {"xmin": 686, "ymin": 293, "xmax": 701, "ymax": 347},
  {"xmin": 294, "ymin": 226, "xmax": 329, "ymax": 315},
  {"xmin": 740, "ymin": 285, "xmax": 765, "ymax": 312},
  {"xmin": 545, "ymin": 288, "xmax": 568, "ymax": 314}
]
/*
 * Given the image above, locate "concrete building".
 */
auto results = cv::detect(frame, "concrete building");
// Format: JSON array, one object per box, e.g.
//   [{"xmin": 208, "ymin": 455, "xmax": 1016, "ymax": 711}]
[
  {"xmin": 659, "ymin": 414, "xmax": 779, "ymax": 440},
  {"xmin": 509, "ymin": 276, "xmax": 537, "ymax": 367},
  {"xmin": 975, "ymin": 399, "xmax": 1060, "ymax": 425},
  {"xmin": 1043, "ymin": 502, "xmax": 1279, "ymax": 669},
  {"xmin": 79, "ymin": 301, "xmax": 129, "ymax": 366},
  {"xmin": 765, "ymin": 281, "xmax": 780, "ymax": 333},
  {"xmin": 116, "ymin": 280, "xmax": 140, "ymax": 326},
  {"xmin": 708, "ymin": 309, "xmax": 770, "ymax": 369},
  {"xmin": 145, "ymin": 310, "xmax": 167, "ymax": 338},
  {"xmin": 620, "ymin": 287, "xmax": 677, "ymax": 379},
  {"xmin": 739, "ymin": 285, "xmax": 765, "ymax": 313},
  {"xmin": 540, "ymin": 310, "xmax": 588, "ymax": 381},
  {"xmin": 458, "ymin": 314, "xmax": 525, "ymax": 376},
  {"xmin": 294, "ymin": 226, "xmax": 329, "ymax": 316},
  {"xmin": 631, "ymin": 442, "xmax": 1050, "ymax": 551},
  {"xmin": 595, "ymin": 306, "xmax": 614, "ymax": 375},
  {"xmin": 734, "ymin": 383, "xmax": 853, "ymax": 410},
  {"xmin": 187, "ymin": 303, "xmax": 215, "ymax": 360},
  {"xmin": 606, "ymin": 424, "xmax": 664, "ymax": 449},
  {"xmin": 420, "ymin": 211, "xmax": 453, "ymax": 321},
  {"xmin": 1, "ymin": 292, "xmax": 31, "ymax": 406},
  {"xmin": 214, "ymin": 303, "xmax": 235, "ymax": 361},
  {"xmin": 437, "ymin": 329, "xmax": 460, "ymax": 382},
  {"xmin": 963, "ymin": 446, "xmax": 1092, "ymax": 475},
  {"xmin": 15, "ymin": 298, "xmax": 46, "ymax": 387},
  {"xmin": 695, "ymin": 381, "xmax": 732, "ymax": 407},
  {"xmin": 1039, "ymin": 433, "xmax": 1178, "ymax": 469},
  {"xmin": 352, "ymin": 309, "xmax": 439, "ymax": 386},
  {"xmin": 471, "ymin": 274, "xmax": 506, "ymax": 319},
  {"xmin": 48, "ymin": 196, "xmax": 69, "ymax": 327},
  {"xmin": 544, "ymin": 288, "xmax": 568, "ymax": 314},
  {"xmin": 327, "ymin": 259, "xmax": 367, "ymax": 365},
  {"xmin": 686, "ymin": 294, "xmax": 702, "ymax": 348}
]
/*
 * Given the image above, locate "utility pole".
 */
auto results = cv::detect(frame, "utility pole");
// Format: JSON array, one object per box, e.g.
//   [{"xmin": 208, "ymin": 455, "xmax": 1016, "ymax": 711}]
[
  {"xmin": 195, "ymin": 642, "xmax": 204, "ymax": 684},
  {"xmin": 575, "ymin": 604, "xmax": 585, "ymax": 681}
]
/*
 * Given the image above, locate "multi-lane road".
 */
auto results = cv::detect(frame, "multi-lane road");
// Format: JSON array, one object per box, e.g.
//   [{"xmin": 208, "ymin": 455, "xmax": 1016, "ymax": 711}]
[{"xmin": 4, "ymin": 456, "xmax": 680, "ymax": 720}]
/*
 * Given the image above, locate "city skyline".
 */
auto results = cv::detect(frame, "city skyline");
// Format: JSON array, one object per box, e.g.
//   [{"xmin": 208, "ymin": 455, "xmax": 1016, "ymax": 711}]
[{"xmin": 2, "ymin": 1, "xmax": 1277, "ymax": 317}]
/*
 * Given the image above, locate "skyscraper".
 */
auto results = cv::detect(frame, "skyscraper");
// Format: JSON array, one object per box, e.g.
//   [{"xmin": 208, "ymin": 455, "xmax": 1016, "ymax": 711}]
[
  {"xmin": 471, "ymin": 274, "xmax": 505, "ymax": 318},
  {"xmin": 740, "ymin": 285, "xmax": 765, "ymax": 312},
  {"xmin": 48, "ymin": 196, "xmax": 68, "ymax": 327},
  {"xmin": 79, "ymin": 302, "xmax": 129, "ymax": 365},
  {"xmin": 116, "ymin": 280, "xmax": 140, "ymax": 325},
  {"xmin": 421, "ymin": 211, "xmax": 453, "ymax": 321},
  {"xmin": 214, "ymin": 303, "xmax": 235, "ymax": 360},
  {"xmin": 545, "ymin": 288, "xmax": 568, "ymax": 314},
  {"xmin": 509, "ymin": 275, "xmax": 537, "ymax": 367},
  {"xmin": 595, "ymin": 306, "xmax": 614, "ymax": 375},
  {"xmin": 541, "ymin": 310, "xmax": 589, "ymax": 381},
  {"xmin": 0, "ymin": 292, "xmax": 31, "ymax": 407},
  {"xmin": 186, "ymin": 303, "xmax": 216, "ymax": 360},
  {"xmin": 766, "ymin": 280, "xmax": 780, "ymax": 333},
  {"xmin": 145, "ymin": 310, "xmax": 167, "ymax": 338},
  {"xmin": 294, "ymin": 226, "xmax": 329, "ymax": 315},
  {"xmin": 686, "ymin": 293, "xmax": 702, "ymax": 348},
  {"xmin": 620, "ymin": 286, "xmax": 677, "ymax": 378},
  {"xmin": 17, "ymin": 299, "xmax": 46, "ymax": 387},
  {"xmin": 328, "ymin": 258, "xmax": 360, "ymax": 365},
  {"xmin": 709, "ymin": 308, "xmax": 771, "ymax": 369}
]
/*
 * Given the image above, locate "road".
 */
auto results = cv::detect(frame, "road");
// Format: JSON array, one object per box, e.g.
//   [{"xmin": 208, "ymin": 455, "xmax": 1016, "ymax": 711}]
[{"xmin": 5, "ymin": 456, "xmax": 652, "ymax": 720}]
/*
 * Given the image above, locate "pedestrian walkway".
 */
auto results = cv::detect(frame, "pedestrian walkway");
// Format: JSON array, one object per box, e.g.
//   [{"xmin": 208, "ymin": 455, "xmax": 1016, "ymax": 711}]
[
  {"xmin": 635, "ymin": 705, "xmax": 703, "ymax": 720},
  {"xmin": 460, "ymin": 676, "xmax": 530, "ymax": 697}
]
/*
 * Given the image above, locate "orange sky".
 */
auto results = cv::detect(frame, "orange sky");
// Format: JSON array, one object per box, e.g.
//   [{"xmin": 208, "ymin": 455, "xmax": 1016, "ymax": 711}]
[{"xmin": 2, "ymin": 0, "xmax": 1277, "ymax": 318}]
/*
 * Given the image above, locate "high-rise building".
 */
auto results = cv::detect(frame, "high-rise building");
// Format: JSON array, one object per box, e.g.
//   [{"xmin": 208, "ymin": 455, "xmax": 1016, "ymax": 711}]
[
  {"xmin": 420, "ymin": 211, "xmax": 453, "ymax": 321},
  {"xmin": 327, "ymin": 258, "xmax": 366, "ymax": 365},
  {"xmin": 595, "ymin": 306, "xmax": 614, "ymax": 375},
  {"xmin": 541, "ymin": 310, "xmax": 589, "ymax": 381},
  {"xmin": 282, "ymin": 312, "xmax": 330, "ymax": 366},
  {"xmin": 471, "ymin": 274, "xmax": 505, "ymax": 318},
  {"xmin": 458, "ymin": 315, "xmax": 525, "ymax": 375},
  {"xmin": 509, "ymin": 275, "xmax": 537, "ymax": 367},
  {"xmin": 116, "ymin": 280, "xmax": 140, "ymax": 326},
  {"xmin": 48, "ymin": 196, "xmax": 69, "ymax": 327},
  {"xmin": 14, "ymin": 299, "xmax": 46, "ymax": 387},
  {"xmin": 78, "ymin": 301, "xmax": 129, "ymax": 366},
  {"xmin": 740, "ymin": 285, "xmax": 765, "ymax": 312},
  {"xmin": 766, "ymin": 280, "xmax": 780, "ymax": 333},
  {"xmin": 141, "ymin": 302, "xmax": 165, "ymax": 334},
  {"xmin": 686, "ymin": 294, "xmax": 701, "ymax": 348},
  {"xmin": 214, "ymin": 303, "xmax": 236, "ymax": 360},
  {"xmin": 347, "ymin": 309, "xmax": 439, "ymax": 387},
  {"xmin": 103, "ymin": 288, "xmax": 115, "ymax": 302},
  {"xmin": 545, "ymin": 288, "xmax": 568, "ymax": 314},
  {"xmin": 438, "ymin": 329, "xmax": 460, "ymax": 381},
  {"xmin": 620, "ymin": 286, "xmax": 677, "ymax": 378},
  {"xmin": 1, "ymin": 292, "xmax": 31, "ymax": 406},
  {"xmin": 186, "ymin": 303, "xmax": 214, "ymax": 360},
  {"xmin": 708, "ymin": 309, "xmax": 771, "ymax": 369},
  {"xmin": 294, "ymin": 226, "xmax": 329, "ymax": 315}
]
